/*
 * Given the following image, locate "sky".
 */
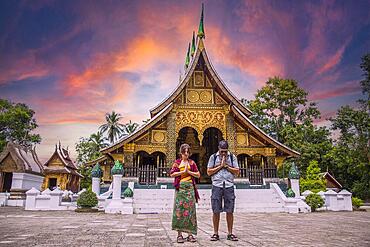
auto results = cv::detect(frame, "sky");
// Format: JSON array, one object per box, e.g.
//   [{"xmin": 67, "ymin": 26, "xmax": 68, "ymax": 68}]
[{"xmin": 1, "ymin": 0, "xmax": 369, "ymax": 162}]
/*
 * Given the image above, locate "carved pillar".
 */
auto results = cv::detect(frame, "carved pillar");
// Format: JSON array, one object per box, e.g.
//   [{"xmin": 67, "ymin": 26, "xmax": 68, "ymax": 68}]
[
  {"xmin": 123, "ymin": 143, "xmax": 135, "ymax": 167},
  {"xmin": 266, "ymin": 156, "xmax": 276, "ymax": 168},
  {"xmin": 124, "ymin": 153, "xmax": 134, "ymax": 166},
  {"xmin": 226, "ymin": 113, "xmax": 236, "ymax": 154},
  {"xmin": 166, "ymin": 112, "xmax": 177, "ymax": 165}
]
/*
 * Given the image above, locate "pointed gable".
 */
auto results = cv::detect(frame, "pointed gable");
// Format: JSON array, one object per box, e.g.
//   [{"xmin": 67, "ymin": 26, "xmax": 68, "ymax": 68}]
[
  {"xmin": 44, "ymin": 142, "xmax": 79, "ymax": 171},
  {"xmin": 0, "ymin": 142, "xmax": 44, "ymax": 174},
  {"xmin": 149, "ymin": 38, "xmax": 253, "ymax": 118}
]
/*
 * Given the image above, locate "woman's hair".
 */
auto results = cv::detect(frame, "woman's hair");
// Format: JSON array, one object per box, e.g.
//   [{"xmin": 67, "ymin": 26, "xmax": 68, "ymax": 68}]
[{"xmin": 179, "ymin": 143, "xmax": 191, "ymax": 156}]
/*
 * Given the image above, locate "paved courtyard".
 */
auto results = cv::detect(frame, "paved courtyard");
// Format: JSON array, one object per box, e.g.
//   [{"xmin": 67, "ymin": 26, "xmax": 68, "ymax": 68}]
[{"xmin": 0, "ymin": 207, "xmax": 369, "ymax": 247}]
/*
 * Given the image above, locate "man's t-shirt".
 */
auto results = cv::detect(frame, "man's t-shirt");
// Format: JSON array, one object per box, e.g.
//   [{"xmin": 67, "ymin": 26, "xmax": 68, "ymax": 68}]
[{"xmin": 207, "ymin": 151, "xmax": 239, "ymax": 188}]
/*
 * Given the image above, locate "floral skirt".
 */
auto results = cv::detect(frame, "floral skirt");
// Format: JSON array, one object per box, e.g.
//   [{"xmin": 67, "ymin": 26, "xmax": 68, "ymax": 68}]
[{"xmin": 171, "ymin": 181, "xmax": 197, "ymax": 235}]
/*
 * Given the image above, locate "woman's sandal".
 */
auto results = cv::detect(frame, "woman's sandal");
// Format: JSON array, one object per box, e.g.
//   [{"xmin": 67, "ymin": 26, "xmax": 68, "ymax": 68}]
[
  {"xmin": 227, "ymin": 233, "xmax": 239, "ymax": 241},
  {"xmin": 187, "ymin": 235, "xmax": 197, "ymax": 242},
  {"xmin": 177, "ymin": 235, "xmax": 185, "ymax": 243},
  {"xmin": 210, "ymin": 234, "xmax": 220, "ymax": 241}
]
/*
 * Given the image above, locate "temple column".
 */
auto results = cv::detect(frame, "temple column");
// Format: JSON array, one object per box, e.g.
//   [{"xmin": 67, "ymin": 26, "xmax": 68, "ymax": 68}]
[
  {"xmin": 166, "ymin": 112, "xmax": 177, "ymax": 165},
  {"xmin": 226, "ymin": 113, "xmax": 236, "ymax": 154}
]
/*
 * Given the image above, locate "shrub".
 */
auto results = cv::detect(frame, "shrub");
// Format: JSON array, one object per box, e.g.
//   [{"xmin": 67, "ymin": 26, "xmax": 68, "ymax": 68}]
[
  {"xmin": 300, "ymin": 160, "xmax": 326, "ymax": 193},
  {"xmin": 305, "ymin": 193, "xmax": 324, "ymax": 212},
  {"xmin": 77, "ymin": 189, "xmax": 98, "ymax": 208},
  {"xmin": 352, "ymin": 197, "xmax": 364, "ymax": 208}
]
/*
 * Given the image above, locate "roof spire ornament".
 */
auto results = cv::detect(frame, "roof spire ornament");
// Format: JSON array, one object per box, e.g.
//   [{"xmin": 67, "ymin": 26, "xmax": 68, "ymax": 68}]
[
  {"xmin": 191, "ymin": 31, "xmax": 196, "ymax": 57},
  {"xmin": 185, "ymin": 42, "xmax": 190, "ymax": 69},
  {"xmin": 197, "ymin": 3, "xmax": 205, "ymax": 39}
]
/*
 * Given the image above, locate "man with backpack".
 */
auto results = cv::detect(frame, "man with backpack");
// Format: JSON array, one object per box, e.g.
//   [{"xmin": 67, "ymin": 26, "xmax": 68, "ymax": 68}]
[{"xmin": 207, "ymin": 140, "xmax": 240, "ymax": 241}]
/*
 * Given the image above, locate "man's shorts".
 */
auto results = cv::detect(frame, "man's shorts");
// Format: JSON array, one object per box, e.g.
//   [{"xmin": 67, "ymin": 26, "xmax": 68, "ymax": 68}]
[{"xmin": 211, "ymin": 185, "xmax": 236, "ymax": 213}]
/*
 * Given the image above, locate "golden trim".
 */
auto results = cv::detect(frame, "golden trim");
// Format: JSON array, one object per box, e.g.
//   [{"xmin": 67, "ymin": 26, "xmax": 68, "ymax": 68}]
[
  {"xmin": 235, "ymin": 147, "xmax": 276, "ymax": 156},
  {"xmin": 134, "ymin": 144, "xmax": 166, "ymax": 154}
]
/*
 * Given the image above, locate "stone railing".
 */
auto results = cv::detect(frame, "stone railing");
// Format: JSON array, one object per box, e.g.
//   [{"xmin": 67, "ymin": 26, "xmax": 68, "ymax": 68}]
[
  {"xmin": 301, "ymin": 189, "xmax": 353, "ymax": 211},
  {"xmin": 25, "ymin": 187, "xmax": 80, "ymax": 211}
]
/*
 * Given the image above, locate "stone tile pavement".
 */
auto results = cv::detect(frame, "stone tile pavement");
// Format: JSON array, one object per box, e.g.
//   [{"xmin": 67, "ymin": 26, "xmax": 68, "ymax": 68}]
[{"xmin": 0, "ymin": 207, "xmax": 369, "ymax": 246}]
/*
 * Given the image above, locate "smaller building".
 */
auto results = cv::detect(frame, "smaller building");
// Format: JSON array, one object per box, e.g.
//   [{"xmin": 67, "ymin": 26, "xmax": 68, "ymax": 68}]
[
  {"xmin": 42, "ymin": 142, "xmax": 82, "ymax": 192},
  {"xmin": 320, "ymin": 172, "xmax": 342, "ymax": 192},
  {"xmin": 0, "ymin": 142, "xmax": 44, "ymax": 205}
]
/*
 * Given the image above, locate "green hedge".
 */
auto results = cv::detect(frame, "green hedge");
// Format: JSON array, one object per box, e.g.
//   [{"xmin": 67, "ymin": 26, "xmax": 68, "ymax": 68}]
[
  {"xmin": 305, "ymin": 193, "xmax": 324, "ymax": 212},
  {"xmin": 77, "ymin": 190, "xmax": 98, "ymax": 208},
  {"xmin": 352, "ymin": 197, "xmax": 364, "ymax": 208}
]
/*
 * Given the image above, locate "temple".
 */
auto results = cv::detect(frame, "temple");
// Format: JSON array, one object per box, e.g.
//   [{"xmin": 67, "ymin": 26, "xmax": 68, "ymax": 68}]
[
  {"xmin": 42, "ymin": 142, "xmax": 82, "ymax": 192},
  {"xmin": 86, "ymin": 5, "xmax": 300, "ymax": 185}
]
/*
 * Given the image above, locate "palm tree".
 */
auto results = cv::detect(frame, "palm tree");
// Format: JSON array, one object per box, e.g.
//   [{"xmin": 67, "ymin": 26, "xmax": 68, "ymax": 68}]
[
  {"xmin": 124, "ymin": 120, "xmax": 139, "ymax": 135},
  {"xmin": 99, "ymin": 111, "xmax": 125, "ymax": 144},
  {"xmin": 89, "ymin": 131, "xmax": 108, "ymax": 150}
]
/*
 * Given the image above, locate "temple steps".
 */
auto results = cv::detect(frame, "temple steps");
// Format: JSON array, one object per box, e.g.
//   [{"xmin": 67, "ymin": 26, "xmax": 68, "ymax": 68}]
[{"xmin": 132, "ymin": 187, "xmax": 286, "ymax": 214}]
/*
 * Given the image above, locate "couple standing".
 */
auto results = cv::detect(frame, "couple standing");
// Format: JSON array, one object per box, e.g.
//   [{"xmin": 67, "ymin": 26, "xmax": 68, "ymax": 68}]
[{"xmin": 170, "ymin": 140, "xmax": 239, "ymax": 243}]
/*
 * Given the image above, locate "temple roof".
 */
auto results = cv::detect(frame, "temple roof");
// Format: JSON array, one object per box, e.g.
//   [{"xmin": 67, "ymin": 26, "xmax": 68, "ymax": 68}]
[
  {"xmin": 44, "ymin": 142, "xmax": 79, "ymax": 171},
  {"xmin": 149, "ymin": 36, "xmax": 253, "ymax": 118},
  {"xmin": 0, "ymin": 142, "xmax": 44, "ymax": 174},
  {"xmin": 231, "ymin": 105, "xmax": 300, "ymax": 157},
  {"xmin": 320, "ymin": 172, "xmax": 342, "ymax": 189}
]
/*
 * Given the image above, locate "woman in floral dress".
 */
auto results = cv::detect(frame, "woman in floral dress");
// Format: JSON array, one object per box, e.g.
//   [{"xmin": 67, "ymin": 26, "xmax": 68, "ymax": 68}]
[{"xmin": 170, "ymin": 143, "xmax": 200, "ymax": 243}]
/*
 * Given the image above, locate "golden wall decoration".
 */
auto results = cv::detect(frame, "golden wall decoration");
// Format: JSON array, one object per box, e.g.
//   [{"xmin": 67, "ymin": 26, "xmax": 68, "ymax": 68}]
[
  {"xmin": 166, "ymin": 112, "xmax": 177, "ymax": 165},
  {"xmin": 187, "ymin": 90, "xmax": 200, "ymax": 103},
  {"xmin": 186, "ymin": 89, "xmax": 213, "ymax": 104},
  {"xmin": 236, "ymin": 133, "xmax": 247, "ymax": 145},
  {"xmin": 193, "ymin": 71, "xmax": 204, "ymax": 87},
  {"xmin": 175, "ymin": 107, "xmax": 227, "ymax": 142},
  {"xmin": 134, "ymin": 144, "xmax": 166, "ymax": 154},
  {"xmin": 152, "ymin": 130, "xmax": 167, "ymax": 143},
  {"xmin": 124, "ymin": 143, "xmax": 135, "ymax": 153},
  {"xmin": 235, "ymin": 147, "xmax": 276, "ymax": 156}
]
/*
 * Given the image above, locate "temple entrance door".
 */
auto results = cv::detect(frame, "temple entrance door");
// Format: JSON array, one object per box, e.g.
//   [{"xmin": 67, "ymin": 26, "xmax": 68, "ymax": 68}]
[
  {"xmin": 48, "ymin": 178, "xmax": 57, "ymax": 190},
  {"xmin": 137, "ymin": 151, "xmax": 157, "ymax": 185},
  {"xmin": 248, "ymin": 155, "xmax": 263, "ymax": 185},
  {"xmin": 201, "ymin": 127, "xmax": 223, "ymax": 183},
  {"xmin": 2, "ymin": 172, "xmax": 12, "ymax": 192}
]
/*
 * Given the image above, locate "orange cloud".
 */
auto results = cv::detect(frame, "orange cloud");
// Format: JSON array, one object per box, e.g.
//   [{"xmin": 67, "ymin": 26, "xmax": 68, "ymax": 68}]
[
  {"xmin": 317, "ymin": 38, "xmax": 350, "ymax": 75},
  {"xmin": 309, "ymin": 80, "xmax": 361, "ymax": 101}
]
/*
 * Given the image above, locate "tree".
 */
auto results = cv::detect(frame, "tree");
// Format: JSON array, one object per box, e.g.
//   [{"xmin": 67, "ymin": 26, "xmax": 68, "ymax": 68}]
[
  {"xmin": 99, "ymin": 111, "xmax": 124, "ymax": 143},
  {"xmin": 327, "ymin": 54, "xmax": 370, "ymax": 199},
  {"xmin": 242, "ymin": 77, "xmax": 321, "ymax": 141},
  {"xmin": 300, "ymin": 160, "xmax": 326, "ymax": 193},
  {"xmin": 243, "ymin": 77, "xmax": 333, "ymax": 173},
  {"xmin": 75, "ymin": 131, "xmax": 108, "ymax": 189},
  {"xmin": 0, "ymin": 99, "xmax": 41, "ymax": 152},
  {"xmin": 75, "ymin": 131, "xmax": 108, "ymax": 166},
  {"xmin": 89, "ymin": 131, "xmax": 108, "ymax": 149},
  {"xmin": 123, "ymin": 120, "xmax": 139, "ymax": 136}
]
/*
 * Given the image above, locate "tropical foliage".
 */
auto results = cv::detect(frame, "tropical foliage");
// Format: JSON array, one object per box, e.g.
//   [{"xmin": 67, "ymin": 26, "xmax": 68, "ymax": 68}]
[
  {"xmin": 300, "ymin": 161, "xmax": 326, "ymax": 193},
  {"xmin": 99, "ymin": 111, "xmax": 125, "ymax": 143},
  {"xmin": 0, "ymin": 99, "xmax": 41, "ymax": 152}
]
